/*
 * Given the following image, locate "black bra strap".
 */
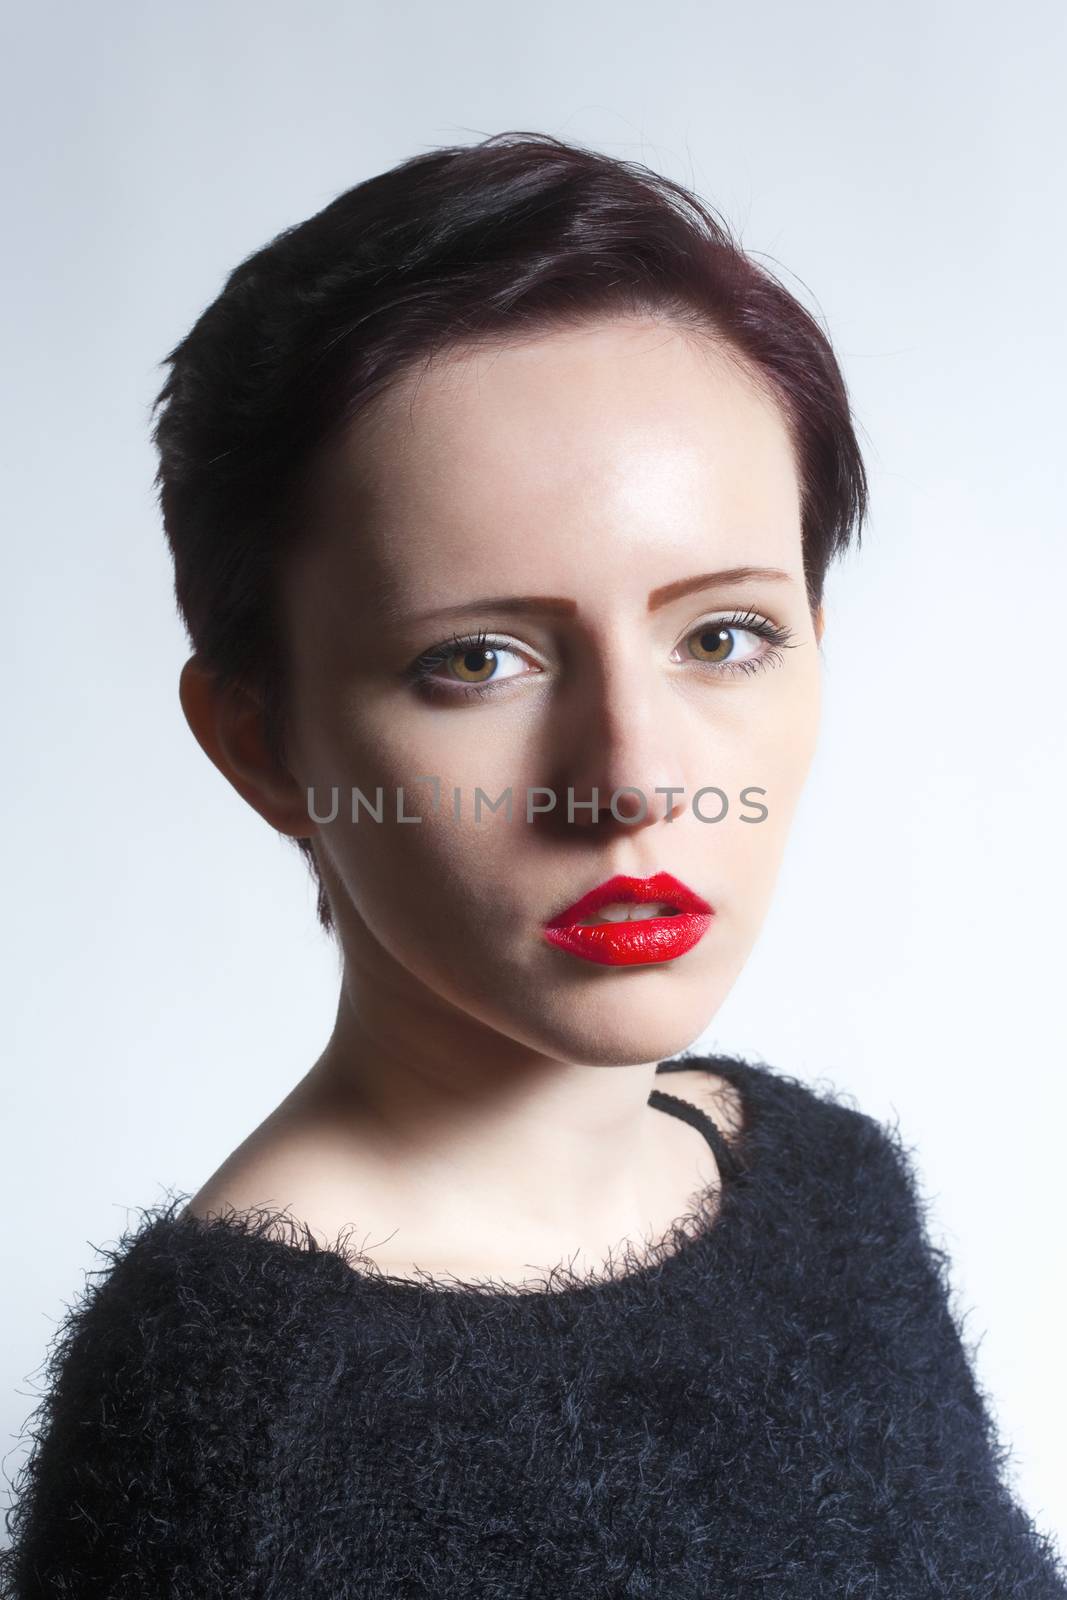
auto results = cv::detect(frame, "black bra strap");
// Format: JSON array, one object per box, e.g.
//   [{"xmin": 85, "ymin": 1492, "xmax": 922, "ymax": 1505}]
[{"xmin": 647, "ymin": 1087, "xmax": 744, "ymax": 1184}]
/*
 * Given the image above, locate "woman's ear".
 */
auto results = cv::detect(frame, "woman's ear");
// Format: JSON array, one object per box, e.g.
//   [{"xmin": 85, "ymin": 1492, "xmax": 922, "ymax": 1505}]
[
  {"xmin": 813, "ymin": 603, "xmax": 826, "ymax": 645},
  {"xmin": 178, "ymin": 656, "xmax": 314, "ymax": 839}
]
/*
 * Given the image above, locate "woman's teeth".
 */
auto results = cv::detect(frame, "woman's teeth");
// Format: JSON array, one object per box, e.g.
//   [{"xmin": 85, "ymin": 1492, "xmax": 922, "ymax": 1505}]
[{"xmin": 578, "ymin": 901, "xmax": 678, "ymax": 925}]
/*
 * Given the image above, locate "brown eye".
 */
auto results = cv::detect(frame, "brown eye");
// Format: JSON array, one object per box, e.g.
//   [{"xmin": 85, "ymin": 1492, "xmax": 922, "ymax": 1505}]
[
  {"xmin": 684, "ymin": 614, "xmax": 758, "ymax": 659},
  {"xmin": 447, "ymin": 646, "xmax": 498, "ymax": 684},
  {"xmin": 407, "ymin": 631, "xmax": 536, "ymax": 698},
  {"xmin": 678, "ymin": 617, "xmax": 787, "ymax": 678},
  {"xmin": 686, "ymin": 625, "xmax": 737, "ymax": 665}
]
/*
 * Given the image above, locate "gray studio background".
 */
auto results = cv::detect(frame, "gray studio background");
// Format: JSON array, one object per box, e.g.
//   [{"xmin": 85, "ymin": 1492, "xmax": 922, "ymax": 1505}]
[{"xmin": 3, "ymin": 0, "xmax": 1065, "ymax": 1550}]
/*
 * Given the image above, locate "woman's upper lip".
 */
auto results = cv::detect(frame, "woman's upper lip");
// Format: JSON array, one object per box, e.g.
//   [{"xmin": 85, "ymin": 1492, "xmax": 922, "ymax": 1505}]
[{"xmin": 545, "ymin": 871, "xmax": 714, "ymax": 928}]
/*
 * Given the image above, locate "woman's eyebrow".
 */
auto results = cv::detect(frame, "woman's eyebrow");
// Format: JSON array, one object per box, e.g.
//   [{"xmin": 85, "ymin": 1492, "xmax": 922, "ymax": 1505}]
[
  {"xmin": 404, "ymin": 567, "xmax": 794, "ymax": 627},
  {"xmin": 647, "ymin": 566, "xmax": 793, "ymax": 611}
]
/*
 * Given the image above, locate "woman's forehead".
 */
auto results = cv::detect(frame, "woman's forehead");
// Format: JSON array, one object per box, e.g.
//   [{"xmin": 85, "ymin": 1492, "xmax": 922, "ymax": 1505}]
[
  {"xmin": 296, "ymin": 320, "xmax": 803, "ymax": 600},
  {"xmin": 349, "ymin": 319, "xmax": 791, "ymax": 484}
]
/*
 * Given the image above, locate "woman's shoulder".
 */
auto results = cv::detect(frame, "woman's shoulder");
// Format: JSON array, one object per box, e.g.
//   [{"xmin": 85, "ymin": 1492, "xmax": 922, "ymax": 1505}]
[
  {"xmin": 0, "ymin": 1196, "xmax": 330, "ymax": 1594},
  {"xmin": 678, "ymin": 1048, "xmax": 925, "ymax": 1213},
  {"xmin": 669, "ymin": 1048, "xmax": 886, "ymax": 1145},
  {"xmin": 38, "ymin": 1194, "xmax": 323, "ymax": 1335}
]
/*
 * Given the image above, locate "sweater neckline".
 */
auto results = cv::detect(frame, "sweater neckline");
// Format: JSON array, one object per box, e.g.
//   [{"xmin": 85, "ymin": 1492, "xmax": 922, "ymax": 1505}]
[{"xmin": 178, "ymin": 1053, "xmax": 759, "ymax": 1307}]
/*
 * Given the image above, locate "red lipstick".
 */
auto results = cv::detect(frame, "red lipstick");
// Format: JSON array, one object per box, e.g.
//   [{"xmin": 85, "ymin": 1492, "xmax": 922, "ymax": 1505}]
[{"xmin": 542, "ymin": 871, "xmax": 714, "ymax": 967}]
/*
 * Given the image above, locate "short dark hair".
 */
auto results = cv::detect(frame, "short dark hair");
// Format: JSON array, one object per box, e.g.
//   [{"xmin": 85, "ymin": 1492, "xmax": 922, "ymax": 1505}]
[{"xmin": 151, "ymin": 130, "xmax": 868, "ymax": 935}]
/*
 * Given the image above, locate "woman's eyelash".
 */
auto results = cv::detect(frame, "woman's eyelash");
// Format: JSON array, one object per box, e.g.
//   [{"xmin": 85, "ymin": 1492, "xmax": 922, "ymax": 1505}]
[
  {"xmin": 404, "ymin": 611, "xmax": 799, "ymax": 701},
  {"xmin": 691, "ymin": 609, "xmax": 796, "ymax": 667}
]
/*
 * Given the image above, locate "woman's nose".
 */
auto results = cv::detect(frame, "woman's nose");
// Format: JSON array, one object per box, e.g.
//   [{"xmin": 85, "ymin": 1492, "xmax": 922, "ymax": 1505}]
[{"xmin": 550, "ymin": 668, "xmax": 689, "ymax": 830}]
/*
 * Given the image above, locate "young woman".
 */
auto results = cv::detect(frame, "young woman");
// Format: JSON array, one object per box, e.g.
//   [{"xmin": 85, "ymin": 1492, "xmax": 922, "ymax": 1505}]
[{"xmin": 4, "ymin": 132, "xmax": 1064, "ymax": 1598}]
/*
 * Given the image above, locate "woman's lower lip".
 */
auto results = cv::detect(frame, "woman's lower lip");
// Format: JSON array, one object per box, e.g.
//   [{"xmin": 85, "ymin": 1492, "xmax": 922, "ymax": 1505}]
[{"xmin": 542, "ymin": 912, "xmax": 713, "ymax": 967}]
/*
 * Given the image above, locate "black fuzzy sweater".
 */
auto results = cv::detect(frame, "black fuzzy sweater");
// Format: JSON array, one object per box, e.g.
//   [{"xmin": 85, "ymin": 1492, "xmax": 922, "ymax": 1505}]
[{"xmin": 3, "ymin": 1053, "xmax": 1065, "ymax": 1598}]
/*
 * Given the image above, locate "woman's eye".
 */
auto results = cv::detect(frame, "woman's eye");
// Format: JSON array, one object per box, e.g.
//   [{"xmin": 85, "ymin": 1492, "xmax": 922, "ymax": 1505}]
[
  {"xmin": 406, "ymin": 631, "xmax": 538, "ymax": 699},
  {"xmin": 682, "ymin": 622, "xmax": 767, "ymax": 672},
  {"xmin": 670, "ymin": 609, "xmax": 797, "ymax": 679},
  {"xmin": 441, "ymin": 641, "xmax": 528, "ymax": 686}
]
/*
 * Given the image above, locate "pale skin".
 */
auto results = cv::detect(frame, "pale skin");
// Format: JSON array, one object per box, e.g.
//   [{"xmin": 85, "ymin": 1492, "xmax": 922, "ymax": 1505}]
[{"xmin": 180, "ymin": 315, "xmax": 826, "ymax": 1289}]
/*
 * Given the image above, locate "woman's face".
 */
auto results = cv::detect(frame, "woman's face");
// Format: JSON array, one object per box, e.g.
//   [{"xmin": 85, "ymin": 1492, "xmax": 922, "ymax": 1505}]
[{"xmin": 281, "ymin": 316, "xmax": 823, "ymax": 1066}]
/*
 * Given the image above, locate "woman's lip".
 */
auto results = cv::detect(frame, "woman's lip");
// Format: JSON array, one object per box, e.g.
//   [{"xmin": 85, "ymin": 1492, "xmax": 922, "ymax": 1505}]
[
  {"xmin": 544, "ymin": 870, "xmax": 713, "ymax": 929},
  {"xmin": 543, "ymin": 871, "xmax": 715, "ymax": 967},
  {"xmin": 542, "ymin": 911, "xmax": 712, "ymax": 967}
]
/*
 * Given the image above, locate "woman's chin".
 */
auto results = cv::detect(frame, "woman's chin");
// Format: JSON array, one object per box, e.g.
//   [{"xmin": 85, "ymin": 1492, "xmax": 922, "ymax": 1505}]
[{"xmin": 510, "ymin": 998, "xmax": 723, "ymax": 1070}]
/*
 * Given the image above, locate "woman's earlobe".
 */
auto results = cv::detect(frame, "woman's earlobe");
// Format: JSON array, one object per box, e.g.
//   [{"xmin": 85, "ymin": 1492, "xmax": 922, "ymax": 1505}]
[
  {"xmin": 177, "ymin": 656, "xmax": 315, "ymax": 839},
  {"xmin": 813, "ymin": 604, "xmax": 826, "ymax": 645}
]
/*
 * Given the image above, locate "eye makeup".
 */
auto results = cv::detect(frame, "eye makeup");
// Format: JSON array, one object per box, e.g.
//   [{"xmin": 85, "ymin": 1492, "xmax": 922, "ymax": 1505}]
[{"xmin": 401, "ymin": 608, "xmax": 799, "ymax": 704}]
